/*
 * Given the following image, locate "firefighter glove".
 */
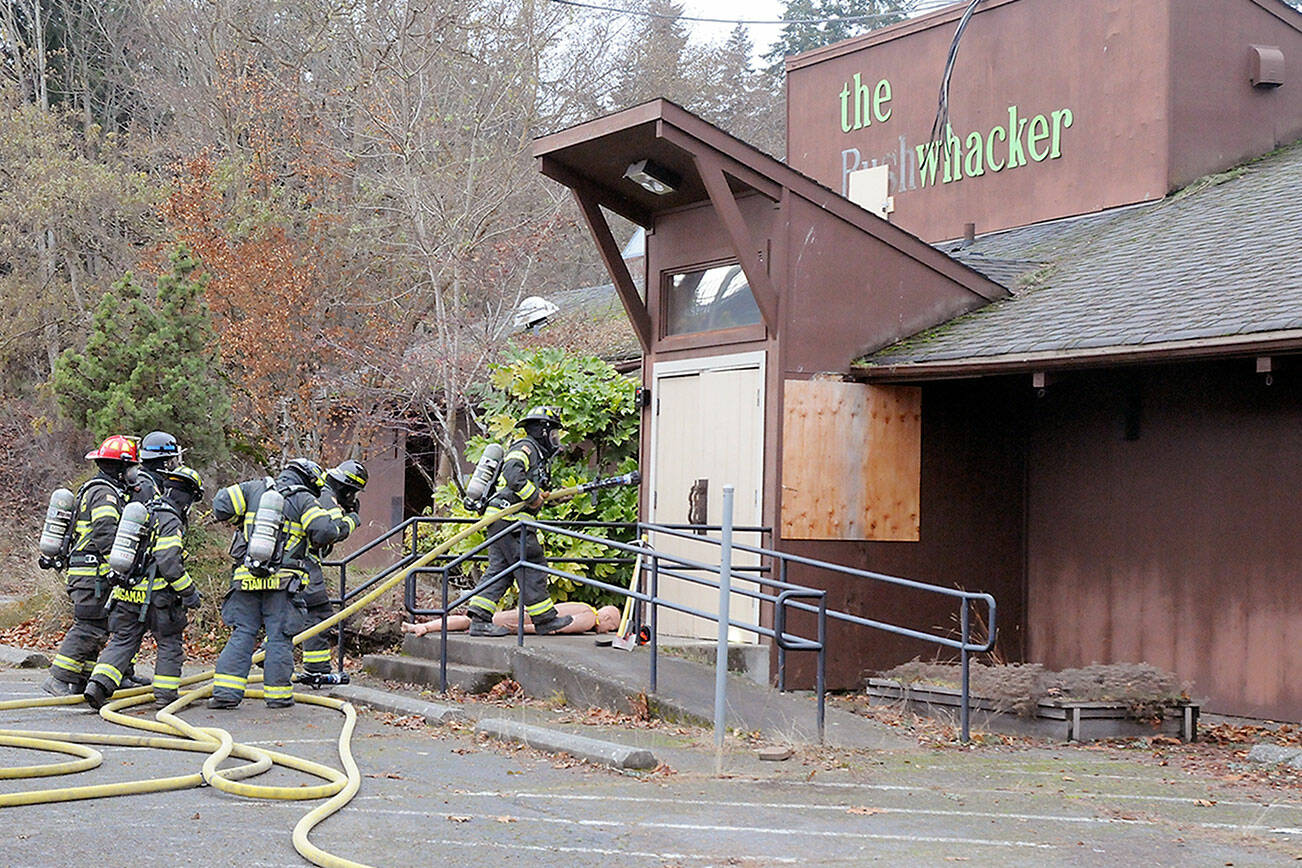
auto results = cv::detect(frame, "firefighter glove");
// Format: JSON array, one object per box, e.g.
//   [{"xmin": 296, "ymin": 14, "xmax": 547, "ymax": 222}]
[
  {"xmin": 527, "ymin": 490, "xmax": 545, "ymax": 511},
  {"xmin": 181, "ymin": 588, "xmax": 202, "ymax": 609}
]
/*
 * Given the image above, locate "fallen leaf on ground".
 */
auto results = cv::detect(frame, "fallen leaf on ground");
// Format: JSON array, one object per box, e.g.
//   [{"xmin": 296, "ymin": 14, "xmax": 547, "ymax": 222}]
[
  {"xmin": 446, "ymin": 816, "xmax": 470, "ymax": 823},
  {"xmin": 848, "ymin": 806, "xmax": 884, "ymax": 815}
]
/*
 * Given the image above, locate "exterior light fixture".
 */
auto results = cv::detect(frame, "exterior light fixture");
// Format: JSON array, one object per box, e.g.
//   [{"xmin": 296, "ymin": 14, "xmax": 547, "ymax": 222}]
[{"xmin": 624, "ymin": 159, "xmax": 680, "ymax": 196}]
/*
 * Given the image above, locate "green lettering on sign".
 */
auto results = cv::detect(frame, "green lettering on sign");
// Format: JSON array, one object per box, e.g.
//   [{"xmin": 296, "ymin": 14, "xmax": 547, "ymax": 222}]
[
  {"xmin": 906, "ymin": 103, "xmax": 1074, "ymax": 189},
  {"xmin": 837, "ymin": 75, "xmax": 894, "ymax": 134}
]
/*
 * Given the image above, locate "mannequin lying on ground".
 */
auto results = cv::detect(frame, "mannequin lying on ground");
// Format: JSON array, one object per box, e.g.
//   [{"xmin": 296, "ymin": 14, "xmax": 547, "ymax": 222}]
[{"xmin": 402, "ymin": 602, "xmax": 621, "ymax": 637}]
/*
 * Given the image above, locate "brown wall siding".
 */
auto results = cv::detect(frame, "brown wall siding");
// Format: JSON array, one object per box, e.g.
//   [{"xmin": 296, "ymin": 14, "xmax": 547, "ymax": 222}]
[
  {"xmin": 780, "ymin": 197, "xmax": 992, "ymax": 372},
  {"xmin": 1026, "ymin": 362, "xmax": 1302, "ymax": 720},
  {"xmin": 785, "ymin": 0, "xmax": 1173, "ymax": 241},
  {"xmin": 1169, "ymin": 3, "xmax": 1302, "ymax": 189},
  {"xmin": 338, "ymin": 427, "xmax": 407, "ymax": 569},
  {"xmin": 778, "ymin": 378, "xmax": 1029, "ymax": 688}
]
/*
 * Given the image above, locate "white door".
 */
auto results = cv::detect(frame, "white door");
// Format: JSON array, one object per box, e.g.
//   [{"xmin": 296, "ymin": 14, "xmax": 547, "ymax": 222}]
[{"xmin": 649, "ymin": 352, "xmax": 764, "ymax": 641}]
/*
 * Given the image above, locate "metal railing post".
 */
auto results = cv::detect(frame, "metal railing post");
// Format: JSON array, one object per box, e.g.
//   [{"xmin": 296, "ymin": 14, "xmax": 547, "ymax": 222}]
[
  {"xmin": 777, "ymin": 560, "xmax": 788, "ymax": 692},
  {"xmin": 440, "ymin": 567, "xmax": 450, "ymax": 694},
  {"xmin": 649, "ymin": 554, "xmax": 659, "ymax": 694},
  {"xmin": 516, "ymin": 523, "xmax": 527, "ymax": 646},
  {"xmin": 336, "ymin": 562, "xmax": 347, "ymax": 671},
  {"xmin": 960, "ymin": 597, "xmax": 971, "ymax": 743},
  {"xmin": 714, "ymin": 485, "xmax": 735, "ymax": 774},
  {"xmin": 817, "ymin": 596, "xmax": 827, "ymax": 744}
]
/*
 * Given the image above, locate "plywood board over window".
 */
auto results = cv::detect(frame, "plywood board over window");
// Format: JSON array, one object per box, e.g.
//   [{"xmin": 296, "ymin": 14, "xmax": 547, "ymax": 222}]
[{"xmin": 781, "ymin": 379, "xmax": 921, "ymax": 541}]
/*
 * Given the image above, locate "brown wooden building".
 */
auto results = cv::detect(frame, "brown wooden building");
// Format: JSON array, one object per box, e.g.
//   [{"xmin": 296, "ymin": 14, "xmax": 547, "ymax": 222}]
[{"xmin": 535, "ymin": 0, "xmax": 1302, "ymax": 720}]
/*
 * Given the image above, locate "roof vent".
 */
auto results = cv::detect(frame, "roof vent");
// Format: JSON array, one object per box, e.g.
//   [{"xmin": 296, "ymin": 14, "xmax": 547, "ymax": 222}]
[{"xmin": 1249, "ymin": 45, "xmax": 1284, "ymax": 89}]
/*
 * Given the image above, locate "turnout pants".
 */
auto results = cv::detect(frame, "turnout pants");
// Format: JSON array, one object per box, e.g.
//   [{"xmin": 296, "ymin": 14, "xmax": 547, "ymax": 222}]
[
  {"xmin": 467, "ymin": 521, "xmax": 558, "ymax": 623},
  {"xmin": 299, "ymin": 589, "xmax": 336, "ymax": 674},
  {"xmin": 89, "ymin": 592, "xmax": 187, "ymax": 700},
  {"xmin": 49, "ymin": 582, "xmax": 110, "ymax": 687},
  {"xmin": 213, "ymin": 587, "xmax": 302, "ymax": 706}
]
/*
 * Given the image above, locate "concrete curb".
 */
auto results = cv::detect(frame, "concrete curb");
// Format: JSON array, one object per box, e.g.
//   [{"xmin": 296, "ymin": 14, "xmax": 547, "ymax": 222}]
[
  {"xmin": 330, "ymin": 683, "xmax": 468, "ymax": 725},
  {"xmin": 0, "ymin": 644, "xmax": 50, "ymax": 669},
  {"xmin": 475, "ymin": 717, "xmax": 657, "ymax": 770}
]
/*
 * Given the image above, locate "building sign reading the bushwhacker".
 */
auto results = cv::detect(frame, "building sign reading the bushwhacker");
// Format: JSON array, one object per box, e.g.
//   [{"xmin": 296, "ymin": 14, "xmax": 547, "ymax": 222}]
[{"xmin": 836, "ymin": 74, "xmax": 1075, "ymax": 197}]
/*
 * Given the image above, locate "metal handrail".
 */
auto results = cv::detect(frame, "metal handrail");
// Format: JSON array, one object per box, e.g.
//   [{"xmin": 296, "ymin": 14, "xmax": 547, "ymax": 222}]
[
  {"xmin": 641, "ymin": 520, "xmax": 995, "ymax": 740},
  {"xmin": 324, "ymin": 502, "xmax": 997, "ymax": 742}
]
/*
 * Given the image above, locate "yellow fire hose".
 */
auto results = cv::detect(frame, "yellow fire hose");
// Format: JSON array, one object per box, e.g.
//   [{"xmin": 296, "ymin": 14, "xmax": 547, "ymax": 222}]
[{"xmin": 0, "ymin": 490, "xmax": 590, "ymax": 868}]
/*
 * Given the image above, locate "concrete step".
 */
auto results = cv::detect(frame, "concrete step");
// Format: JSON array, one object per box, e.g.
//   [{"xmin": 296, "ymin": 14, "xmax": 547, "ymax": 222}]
[
  {"xmin": 362, "ymin": 654, "xmax": 508, "ymax": 694},
  {"xmin": 402, "ymin": 632, "xmax": 517, "ymax": 670},
  {"xmin": 405, "ymin": 630, "xmax": 769, "ymax": 685}
]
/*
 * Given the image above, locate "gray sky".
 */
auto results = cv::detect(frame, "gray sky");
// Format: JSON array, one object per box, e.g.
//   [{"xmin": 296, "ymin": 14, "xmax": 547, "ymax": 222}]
[{"xmin": 678, "ymin": 1, "xmax": 786, "ymax": 59}]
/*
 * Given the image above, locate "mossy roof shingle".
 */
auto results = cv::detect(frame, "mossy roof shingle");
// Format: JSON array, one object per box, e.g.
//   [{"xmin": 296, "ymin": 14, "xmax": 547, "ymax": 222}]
[{"xmin": 859, "ymin": 139, "xmax": 1302, "ymax": 373}]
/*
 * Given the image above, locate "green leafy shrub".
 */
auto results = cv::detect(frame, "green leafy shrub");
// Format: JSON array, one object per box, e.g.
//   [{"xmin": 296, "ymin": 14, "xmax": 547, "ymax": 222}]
[{"xmin": 422, "ymin": 347, "xmax": 640, "ymax": 608}]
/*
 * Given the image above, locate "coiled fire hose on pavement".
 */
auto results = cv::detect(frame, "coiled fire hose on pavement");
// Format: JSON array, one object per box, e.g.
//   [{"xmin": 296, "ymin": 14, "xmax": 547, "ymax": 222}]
[{"xmin": 0, "ymin": 474, "xmax": 637, "ymax": 868}]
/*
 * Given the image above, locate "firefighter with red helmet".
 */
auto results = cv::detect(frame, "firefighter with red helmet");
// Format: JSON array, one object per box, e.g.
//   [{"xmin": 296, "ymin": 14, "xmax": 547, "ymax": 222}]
[
  {"xmin": 465, "ymin": 407, "xmax": 573, "ymax": 637},
  {"xmin": 83, "ymin": 466, "xmax": 204, "ymax": 709},
  {"xmin": 41, "ymin": 435, "xmax": 140, "ymax": 697}
]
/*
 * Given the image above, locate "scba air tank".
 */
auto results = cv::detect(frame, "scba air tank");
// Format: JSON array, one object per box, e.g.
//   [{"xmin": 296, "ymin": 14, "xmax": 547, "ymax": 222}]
[
  {"xmin": 108, "ymin": 501, "xmax": 151, "ymax": 576},
  {"xmin": 463, "ymin": 443, "xmax": 504, "ymax": 510},
  {"xmin": 39, "ymin": 488, "xmax": 76, "ymax": 557},
  {"xmin": 246, "ymin": 487, "xmax": 286, "ymax": 567}
]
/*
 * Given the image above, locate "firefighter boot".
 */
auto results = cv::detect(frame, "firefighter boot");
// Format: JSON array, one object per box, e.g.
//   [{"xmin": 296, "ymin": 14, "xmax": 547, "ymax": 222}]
[
  {"xmin": 468, "ymin": 616, "xmax": 509, "ymax": 637},
  {"xmin": 533, "ymin": 613, "xmax": 574, "ymax": 635},
  {"xmin": 41, "ymin": 676, "xmax": 84, "ymax": 697},
  {"xmin": 207, "ymin": 695, "xmax": 241, "ymax": 710},
  {"xmin": 83, "ymin": 679, "xmax": 112, "ymax": 710}
]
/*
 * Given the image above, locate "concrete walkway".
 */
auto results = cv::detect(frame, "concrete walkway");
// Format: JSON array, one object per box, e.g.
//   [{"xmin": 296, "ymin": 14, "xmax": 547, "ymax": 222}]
[{"xmin": 366, "ymin": 632, "xmax": 913, "ymax": 750}]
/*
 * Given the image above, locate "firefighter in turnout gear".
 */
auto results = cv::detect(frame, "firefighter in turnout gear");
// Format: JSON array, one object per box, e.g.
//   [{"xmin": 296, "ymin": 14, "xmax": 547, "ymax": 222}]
[
  {"xmin": 466, "ymin": 407, "xmax": 574, "ymax": 637},
  {"xmin": 83, "ymin": 467, "xmax": 204, "ymax": 710},
  {"xmin": 41, "ymin": 435, "xmax": 140, "ymax": 697},
  {"xmin": 297, "ymin": 460, "xmax": 366, "ymax": 684},
  {"xmin": 133, "ymin": 430, "xmax": 182, "ymax": 503},
  {"xmin": 208, "ymin": 459, "xmax": 339, "ymax": 709}
]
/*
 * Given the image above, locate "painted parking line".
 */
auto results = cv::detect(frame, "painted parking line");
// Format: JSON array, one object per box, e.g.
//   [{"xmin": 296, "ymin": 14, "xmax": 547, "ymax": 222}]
[
  {"xmin": 337, "ymin": 805, "xmax": 1057, "ymax": 850},
  {"xmin": 405, "ymin": 837, "xmax": 805, "ymax": 864},
  {"xmin": 443, "ymin": 790, "xmax": 1294, "ymax": 834},
  {"xmin": 793, "ymin": 780, "xmax": 1302, "ymax": 810}
]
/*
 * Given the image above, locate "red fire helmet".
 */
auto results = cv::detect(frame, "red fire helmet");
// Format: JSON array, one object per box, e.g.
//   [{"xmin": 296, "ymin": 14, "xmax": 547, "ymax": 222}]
[{"xmin": 85, "ymin": 434, "xmax": 140, "ymax": 463}]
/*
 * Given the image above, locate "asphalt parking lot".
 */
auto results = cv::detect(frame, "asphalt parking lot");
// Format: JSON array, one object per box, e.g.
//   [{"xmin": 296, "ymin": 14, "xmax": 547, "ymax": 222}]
[{"xmin": 2, "ymin": 667, "xmax": 1299, "ymax": 867}]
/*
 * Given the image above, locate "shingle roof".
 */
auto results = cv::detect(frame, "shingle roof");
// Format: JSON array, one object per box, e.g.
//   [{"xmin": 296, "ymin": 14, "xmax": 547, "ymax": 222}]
[
  {"xmin": 517, "ymin": 282, "xmax": 642, "ymax": 363},
  {"xmin": 859, "ymin": 138, "xmax": 1302, "ymax": 373}
]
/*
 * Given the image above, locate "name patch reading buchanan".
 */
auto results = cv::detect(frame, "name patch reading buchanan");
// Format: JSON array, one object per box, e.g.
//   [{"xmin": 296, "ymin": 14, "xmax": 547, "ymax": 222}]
[{"xmin": 240, "ymin": 576, "xmax": 282, "ymax": 591}]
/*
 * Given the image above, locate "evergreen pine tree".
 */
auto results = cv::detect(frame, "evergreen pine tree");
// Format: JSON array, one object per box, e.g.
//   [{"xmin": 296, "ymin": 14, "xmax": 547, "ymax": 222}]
[
  {"xmin": 765, "ymin": 0, "xmax": 917, "ymax": 76},
  {"xmin": 52, "ymin": 247, "xmax": 231, "ymax": 463},
  {"xmin": 52, "ymin": 272, "xmax": 159, "ymax": 433}
]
